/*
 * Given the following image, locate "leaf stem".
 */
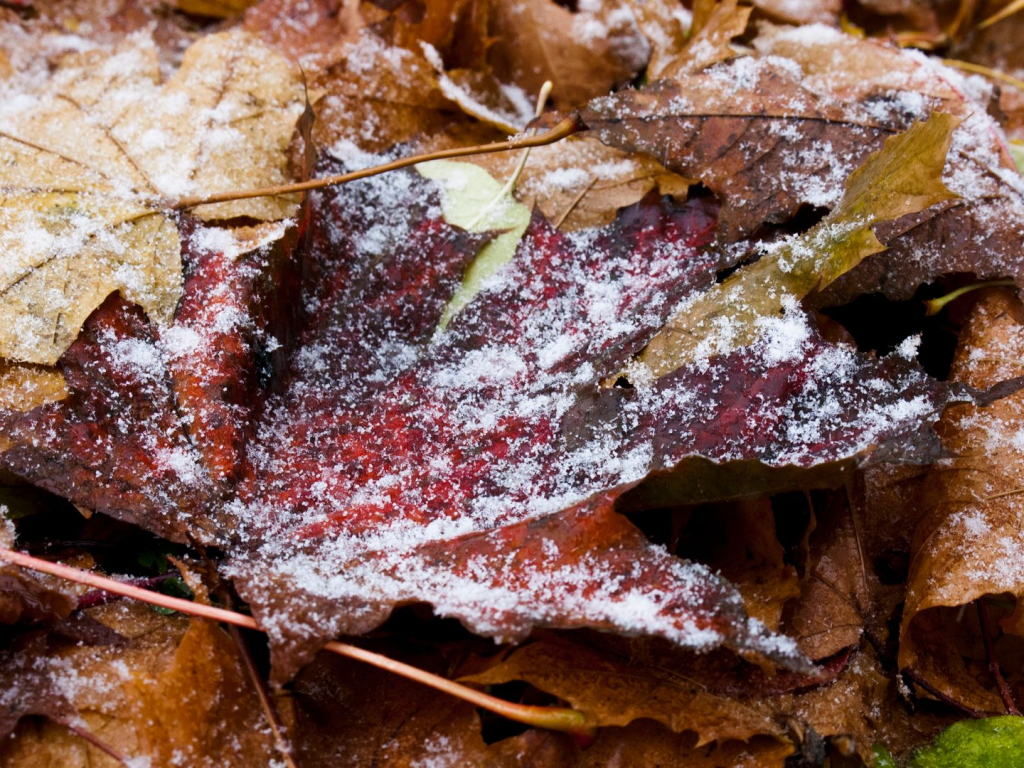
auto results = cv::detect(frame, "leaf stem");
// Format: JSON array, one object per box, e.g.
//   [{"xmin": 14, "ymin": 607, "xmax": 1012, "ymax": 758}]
[
  {"xmin": 174, "ymin": 113, "xmax": 584, "ymax": 211},
  {"xmin": 978, "ymin": 0, "xmax": 1024, "ymax": 29},
  {"xmin": 924, "ymin": 280, "xmax": 1018, "ymax": 316},
  {"xmin": 900, "ymin": 666, "xmax": 992, "ymax": 718},
  {"xmin": 0, "ymin": 548, "xmax": 593, "ymax": 738}
]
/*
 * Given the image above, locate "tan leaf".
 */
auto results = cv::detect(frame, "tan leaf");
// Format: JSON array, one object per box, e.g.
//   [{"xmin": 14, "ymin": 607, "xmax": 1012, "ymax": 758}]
[
  {"xmin": 627, "ymin": 0, "xmax": 690, "ymax": 78},
  {"xmin": 0, "ymin": 30, "xmax": 305, "ymax": 366},
  {"xmin": 0, "ymin": 363, "xmax": 67, "ymax": 413},
  {"xmin": 658, "ymin": 0, "xmax": 752, "ymax": 78},
  {"xmin": 471, "ymin": 135, "xmax": 691, "ymax": 231},
  {"xmin": 462, "ymin": 641, "xmax": 785, "ymax": 745},
  {"xmin": 900, "ymin": 287, "xmax": 1024, "ymax": 713}
]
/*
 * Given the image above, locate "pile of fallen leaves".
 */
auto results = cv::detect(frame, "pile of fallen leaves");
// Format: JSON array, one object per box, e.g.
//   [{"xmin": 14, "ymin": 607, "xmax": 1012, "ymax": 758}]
[{"xmin": 2, "ymin": 0, "xmax": 1024, "ymax": 764}]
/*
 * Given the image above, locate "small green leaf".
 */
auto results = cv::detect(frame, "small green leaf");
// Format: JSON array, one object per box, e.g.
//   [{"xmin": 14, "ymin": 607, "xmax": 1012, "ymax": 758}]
[
  {"xmin": 138, "ymin": 550, "xmax": 169, "ymax": 574},
  {"xmin": 910, "ymin": 717, "xmax": 1024, "ymax": 768},
  {"xmin": 634, "ymin": 112, "xmax": 961, "ymax": 379},
  {"xmin": 151, "ymin": 576, "xmax": 194, "ymax": 615},
  {"xmin": 417, "ymin": 159, "xmax": 531, "ymax": 331}
]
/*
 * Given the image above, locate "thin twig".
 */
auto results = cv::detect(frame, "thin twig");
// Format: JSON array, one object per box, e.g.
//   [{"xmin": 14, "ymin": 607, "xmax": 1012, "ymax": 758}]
[
  {"xmin": 977, "ymin": 598, "xmax": 1022, "ymax": 716},
  {"xmin": 52, "ymin": 718, "xmax": 129, "ymax": 765},
  {"xmin": 175, "ymin": 113, "xmax": 584, "ymax": 210},
  {"xmin": 0, "ymin": 548, "xmax": 592, "ymax": 737},
  {"xmin": 900, "ymin": 666, "xmax": 991, "ymax": 718},
  {"xmin": 228, "ymin": 624, "xmax": 299, "ymax": 768},
  {"xmin": 942, "ymin": 59, "xmax": 1024, "ymax": 95},
  {"xmin": 553, "ymin": 177, "xmax": 597, "ymax": 229}
]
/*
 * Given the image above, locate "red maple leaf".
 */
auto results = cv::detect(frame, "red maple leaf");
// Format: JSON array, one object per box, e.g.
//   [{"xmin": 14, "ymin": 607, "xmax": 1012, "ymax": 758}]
[{"xmin": 1, "ymin": 158, "xmax": 969, "ymax": 681}]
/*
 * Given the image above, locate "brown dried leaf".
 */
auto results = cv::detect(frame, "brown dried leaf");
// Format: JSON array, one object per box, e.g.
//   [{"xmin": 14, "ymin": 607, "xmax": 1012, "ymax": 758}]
[
  {"xmin": 900, "ymin": 287, "xmax": 1024, "ymax": 713},
  {"xmin": 462, "ymin": 640, "xmax": 785, "ymax": 745},
  {"xmin": 487, "ymin": 0, "xmax": 649, "ymax": 109},
  {"xmin": 951, "ymin": 17, "xmax": 1024, "ymax": 141},
  {"xmin": 658, "ymin": 0, "xmax": 752, "ymax": 78},
  {"xmin": 581, "ymin": 23, "xmax": 1024, "ymax": 303},
  {"xmin": 291, "ymin": 648, "xmax": 492, "ymax": 766},
  {"xmin": 781, "ymin": 492, "xmax": 867, "ymax": 661},
  {"xmin": 0, "ymin": 603, "xmax": 275, "ymax": 766},
  {"xmin": 573, "ymin": 721, "xmax": 793, "ymax": 768},
  {"xmin": 676, "ymin": 499, "xmax": 800, "ymax": 633}
]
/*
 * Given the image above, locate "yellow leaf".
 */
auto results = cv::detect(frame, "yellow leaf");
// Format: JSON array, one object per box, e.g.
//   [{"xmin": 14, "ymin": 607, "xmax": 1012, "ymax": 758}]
[{"xmin": 0, "ymin": 31, "xmax": 306, "ymax": 366}]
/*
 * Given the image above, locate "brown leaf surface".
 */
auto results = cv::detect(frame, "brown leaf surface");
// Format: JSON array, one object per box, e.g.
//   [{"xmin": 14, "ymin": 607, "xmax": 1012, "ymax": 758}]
[
  {"xmin": 291, "ymin": 647, "xmax": 493, "ymax": 766},
  {"xmin": 487, "ymin": 0, "xmax": 648, "ymax": 109},
  {"xmin": 0, "ymin": 603, "xmax": 275, "ymax": 766},
  {"xmin": 900, "ymin": 287, "xmax": 1024, "ymax": 713},
  {"xmin": 462, "ymin": 640, "xmax": 785, "ymax": 745},
  {"xmin": 781, "ymin": 492, "xmax": 868, "ymax": 661}
]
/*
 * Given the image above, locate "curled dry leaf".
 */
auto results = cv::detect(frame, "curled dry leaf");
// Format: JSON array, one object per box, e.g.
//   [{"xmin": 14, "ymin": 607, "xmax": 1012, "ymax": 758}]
[
  {"xmin": 657, "ymin": 0, "xmax": 751, "ymax": 79},
  {"xmin": 0, "ymin": 29, "xmax": 304, "ymax": 367},
  {"xmin": 901, "ymin": 288, "xmax": 1024, "ymax": 713}
]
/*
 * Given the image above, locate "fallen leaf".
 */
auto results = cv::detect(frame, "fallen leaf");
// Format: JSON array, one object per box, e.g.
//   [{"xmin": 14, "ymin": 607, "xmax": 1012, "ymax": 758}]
[
  {"xmin": 781, "ymin": 492, "xmax": 867, "ymax": 661},
  {"xmin": 469, "ymin": 135, "xmax": 692, "ymax": 232},
  {"xmin": 0, "ymin": 30, "xmax": 306, "ymax": 365},
  {"xmin": 901, "ymin": 288, "xmax": 1024, "ymax": 713},
  {"xmin": 487, "ymin": 0, "xmax": 649, "ymax": 109},
  {"xmin": 657, "ymin": 0, "xmax": 751, "ymax": 78},
  {"xmin": 572, "ymin": 720, "xmax": 793, "ymax": 768},
  {"xmin": 0, "ymin": 363, "xmax": 67, "ymax": 415},
  {"xmin": 579, "ymin": 23, "xmax": 1024, "ymax": 303},
  {"xmin": 633, "ymin": 111, "xmax": 959, "ymax": 378},
  {"xmin": 0, "ymin": 602, "xmax": 276, "ymax": 765},
  {"xmin": 291, "ymin": 646, "xmax": 492, "ymax": 766},
  {"xmin": 462, "ymin": 639, "xmax": 785, "ymax": 744}
]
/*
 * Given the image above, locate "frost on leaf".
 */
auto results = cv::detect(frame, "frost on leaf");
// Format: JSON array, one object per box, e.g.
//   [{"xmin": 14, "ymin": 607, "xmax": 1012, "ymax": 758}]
[
  {"xmin": 580, "ymin": 24, "xmax": 1024, "ymax": 303},
  {"xmin": 211, "ymin": 157, "xmax": 969, "ymax": 680},
  {"xmin": 0, "ymin": 29, "xmax": 305, "ymax": 366}
]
